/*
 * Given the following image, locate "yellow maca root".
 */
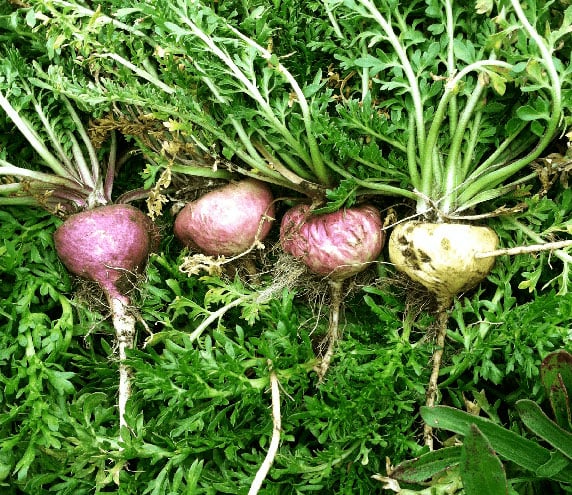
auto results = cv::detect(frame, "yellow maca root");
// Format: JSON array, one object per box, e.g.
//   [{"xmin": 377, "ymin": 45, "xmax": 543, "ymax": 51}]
[
  {"xmin": 388, "ymin": 221, "xmax": 499, "ymax": 305},
  {"xmin": 388, "ymin": 221, "xmax": 499, "ymax": 449}
]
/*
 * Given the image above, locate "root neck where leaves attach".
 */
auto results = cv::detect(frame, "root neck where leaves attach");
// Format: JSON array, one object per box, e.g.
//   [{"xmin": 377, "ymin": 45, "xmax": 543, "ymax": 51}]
[{"xmin": 424, "ymin": 300, "xmax": 450, "ymax": 450}]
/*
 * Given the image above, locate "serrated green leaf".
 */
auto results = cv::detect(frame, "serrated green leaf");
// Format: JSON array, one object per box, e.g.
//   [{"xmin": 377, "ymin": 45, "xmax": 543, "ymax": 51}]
[
  {"xmin": 44, "ymin": 368, "xmax": 76, "ymax": 395},
  {"xmin": 488, "ymin": 72, "xmax": 507, "ymax": 96},
  {"xmin": 516, "ymin": 104, "xmax": 547, "ymax": 122},
  {"xmin": 453, "ymin": 39, "xmax": 476, "ymax": 64},
  {"xmin": 475, "ymin": 0, "xmax": 493, "ymax": 15}
]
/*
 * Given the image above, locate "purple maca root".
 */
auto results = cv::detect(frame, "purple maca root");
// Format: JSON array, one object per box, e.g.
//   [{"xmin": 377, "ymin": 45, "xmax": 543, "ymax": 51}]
[
  {"xmin": 174, "ymin": 179, "xmax": 275, "ymax": 256},
  {"xmin": 54, "ymin": 203, "xmax": 155, "ymax": 304},
  {"xmin": 280, "ymin": 204, "xmax": 385, "ymax": 280},
  {"xmin": 54, "ymin": 203, "xmax": 157, "ymax": 438}
]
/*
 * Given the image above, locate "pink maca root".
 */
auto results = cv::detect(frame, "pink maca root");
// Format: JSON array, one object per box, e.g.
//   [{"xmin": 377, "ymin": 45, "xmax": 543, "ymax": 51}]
[
  {"xmin": 54, "ymin": 203, "xmax": 155, "ymax": 303},
  {"xmin": 174, "ymin": 179, "xmax": 275, "ymax": 256},
  {"xmin": 280, "ymin": 204, "xmax": 384, "ymax": 280}
]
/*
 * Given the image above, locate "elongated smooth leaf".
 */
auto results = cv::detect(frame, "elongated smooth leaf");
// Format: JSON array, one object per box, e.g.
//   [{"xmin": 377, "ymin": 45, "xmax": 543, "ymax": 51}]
[
  {"xmin": 541, "ymin": 351, "xmax": 572, "ymax": 394},
  {"xmin": 390, "ymin": 446, "xmax": 462, "ymax": 484},
  {"xmin": 516, "ymin": 399, "xmax": 572, "ymax": 461},
  {"xmin": 540, "ymin": 350, "xmax": 572, "ymax": 389},
  {"xmin": 537, "ymin": 451, "xmax": 572, "ymax": 478},
  {"xmin": 421, "ymin": 406, "xmax": 572, "ymax": 483},
  {"xmin": 546, "ymin": 374, "xmax": 572, "ymax": 431},
  {"xmin": 460, "ymin": 424, "xmax": 508, "ymax": 495}
]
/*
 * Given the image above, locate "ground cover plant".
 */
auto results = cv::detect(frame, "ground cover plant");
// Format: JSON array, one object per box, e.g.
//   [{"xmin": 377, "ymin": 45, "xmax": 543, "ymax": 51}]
[{"xmin": 0, "ymin": 0, "xmax": 572, "ymax": 494}]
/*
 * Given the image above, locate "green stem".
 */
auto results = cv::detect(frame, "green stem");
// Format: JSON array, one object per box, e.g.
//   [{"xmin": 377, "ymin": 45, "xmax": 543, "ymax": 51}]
[
  {"xmin": 445, "ymin": 0, "xmax": 458, "ymax": 138},
  {"xmin": 0, "ymin": 196, "xmax": 38, "ymax": 206},
  {"xmin": 230, "ymin": 118, "xmax": 266, "ymax": 165},
  {"xmin": 0, "ymin": 92, "xmax": 76, "ymax": 180},
  {"xmin": 101, "ymin": 52, "xmax": 176, "ymax": 95},
  {"xmin": 33, "ymin": 101, "xmax": 77, "ymax": 179},
  {"xmin": 0, "ymin": 182, "xmax": 23, "ymax": 194},
  {"xmin": 68, "ymin": 133, "xmax": 96, "ymax": 190},
  {"xmin": 170, "ymin": 164, "xmax": 233, "ymax": 179},
  {"xmin": 511, "ymin": 0, "xmax": 561, "ymax": 107},
  {"xmin": 461, "ymin": 111, "xmax": 483, "ymax": 178},
  {"xmin": 188, "ymin": 296, "xmax": 249, "ymax": 344},
  {"xmin": 323, "ymin": 158, "xmax": 418, "ymax": 200},
  {"xmin": 324, "ymin": 0, "xmax": 344, "ymax": 39},
  {"xmin": 464, "ymin": 124, "xmax": 529, "ymax": 182},
  {"xmin": 407, "ymin": 112, "xmax": 420, "ymax": 190},
  {"xmin": 228, "ymin": 25, "xmax": 332, "ymax": 186},
  {"xmin": 103, "ymin": 131, "xmax": 117, "ymax": 202},
  {"xmin": 176, "ymin": 11, "xmax": 328, "ymax": 184},
  {"xmin": 441, "ymin": 74, "xmax": 487, "ymax": 214},
  {"xmin": 430, "ymin": 147, "xmax": 444, "ymax": 210},
  {"xmin": 62, "ymin": 97, "xmax": 101, "ymax": 189},
  {"xmin": 0, "ymin": 162, "xmax": 85, "ymax": 191},
  {"xmin": 351, "ymin": 153, "xmax": 407, "ymax": 176},
  {"xmin": 344, "ymin": 118, "xmax": 408, "ymax": 154},
  {"xmin": 255, "ymin": 139, "xmax": 317, "ymax": 184},
  {"xmin": 459, "ymin": 0, "xmax": 562, "ymax": 205},
  {"xmin": 229, "ymin": 118, "xmax": 292, "ymax": 181},
  {"xmin": 360, "ymin": 41, "xmax": 370, "ymax": 101},
  {"xmin": 421, "ymin": 59, "xmax": 512, "ymax": 213},
  {"xmin": 358, "ymin": 0, "xmax": 426, "ymax": 159}
]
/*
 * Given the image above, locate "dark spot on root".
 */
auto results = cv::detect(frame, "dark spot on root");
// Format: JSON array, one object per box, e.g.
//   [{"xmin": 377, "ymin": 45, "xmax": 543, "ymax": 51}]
[
  {"xmin": 402, "ymin": 247, "xmax": 417, "ymax": 261},
  {"xmin": 402, "ymin": 247, "xmax": 421, "ymax": 271},
  {"xmin": 410, "ymin": 261, "xmax": 421, "ymax": 271},
  {"xmin": 397, "ymin": 235, "xmax": 409, "ymax": 245},
  {"xmin": 441, "ymin": 238, "xmax": 451, "ymax": 250},
  {"xmin": 417, "ymin": 250, "xmax": 431, "ymax": 263}
]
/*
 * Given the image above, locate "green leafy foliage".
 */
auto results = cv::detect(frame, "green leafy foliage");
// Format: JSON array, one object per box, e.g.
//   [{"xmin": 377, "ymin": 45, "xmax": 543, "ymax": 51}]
[{"xmin": 317, "ymin": 0, "xmax": 571, "ymax": 215}]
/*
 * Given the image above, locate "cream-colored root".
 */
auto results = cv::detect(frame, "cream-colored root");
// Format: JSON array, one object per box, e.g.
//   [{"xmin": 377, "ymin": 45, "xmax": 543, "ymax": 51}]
[
  {"xmin": 316, "ymin": 280, "xmax": 344, "ymax": 382},
  {"xmin": 476, "ymin": 239, "xmax": 572, "ymax": 258},
  {"xmin": 248, "ymin": 365, "xmax": 281, "ymax": 495},
  {"xmin": 108, "ymin": 296, "xmax": 136, "ymax": 443}
]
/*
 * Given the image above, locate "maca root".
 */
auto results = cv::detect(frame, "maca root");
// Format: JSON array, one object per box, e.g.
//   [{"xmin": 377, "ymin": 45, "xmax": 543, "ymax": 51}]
[
  {"xmin": 389, "ymin": 221, "xmax": 499, "ymax": 449},
  {"xmin": 388, "ymin": 221, "xmax": 499, "ymax": 304}
]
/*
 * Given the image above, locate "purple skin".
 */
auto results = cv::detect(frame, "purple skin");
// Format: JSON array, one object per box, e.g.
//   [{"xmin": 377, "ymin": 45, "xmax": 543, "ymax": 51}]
[
  {"xmin": 280, "ymin": 204, "xmax": 385, "ymax": 280},
  {"xmin": 54, "ymin": 204, "xmax": 154, "ymax": 304},
  {"xmin": 174, "ymin": 179, "xmax": 275, "ymax": 256}
]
